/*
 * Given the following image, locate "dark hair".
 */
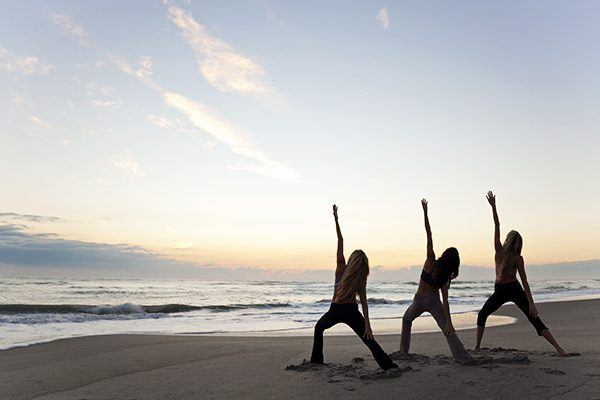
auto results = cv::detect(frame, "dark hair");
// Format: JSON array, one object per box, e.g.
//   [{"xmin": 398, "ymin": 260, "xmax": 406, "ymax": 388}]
[{"xmin": 432, "ymin": 247, "xmax": 460, "ymax": 288}]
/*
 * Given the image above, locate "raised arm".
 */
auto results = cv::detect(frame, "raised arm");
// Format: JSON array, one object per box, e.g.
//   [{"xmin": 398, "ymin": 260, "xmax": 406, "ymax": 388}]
[
  {"xmin": 422, "ymin": 199, "xmax": 434, "ymax": 262},
  {"xmin": 516, "ymin": 257, "xmax": 539, "ymax": 318},
  {"xmin": 487, "ymin": 191, "xmax": 502, "ymax": 253},
  {"xmin": 333, "ymin": 204, "xmax": 346, "ymax": 277}
]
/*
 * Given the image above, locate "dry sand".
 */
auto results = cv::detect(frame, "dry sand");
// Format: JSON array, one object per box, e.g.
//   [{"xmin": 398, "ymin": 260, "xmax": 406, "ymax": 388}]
[{"xmin": 1, "ymin": 298, "xmax": 599, "ymax": 400}]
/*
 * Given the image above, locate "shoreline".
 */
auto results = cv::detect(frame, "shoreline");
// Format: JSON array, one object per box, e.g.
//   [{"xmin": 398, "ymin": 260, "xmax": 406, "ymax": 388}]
[
  {"xmin": 1, "ymin": 298, "xmax": 599, "ymax": 399},
  {"xmin": 2, "ymin": 293, "xmax": 600, "ymax": 351}
]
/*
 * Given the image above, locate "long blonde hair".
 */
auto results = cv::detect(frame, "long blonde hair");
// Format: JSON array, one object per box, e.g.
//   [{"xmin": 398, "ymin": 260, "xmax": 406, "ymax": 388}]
[
  {"xmin": 499, "ymin": 230, "xmax": 523, "ymax": 277},
  {"xmin": 335, "ymin": 250, "xmax": 369, "ymax": 302}
]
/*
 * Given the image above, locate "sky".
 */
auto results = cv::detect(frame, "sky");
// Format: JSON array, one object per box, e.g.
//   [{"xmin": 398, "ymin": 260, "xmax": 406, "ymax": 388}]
[{"xmin": 1, "ymin": 0, "xmax": 599, "ymax": 279}]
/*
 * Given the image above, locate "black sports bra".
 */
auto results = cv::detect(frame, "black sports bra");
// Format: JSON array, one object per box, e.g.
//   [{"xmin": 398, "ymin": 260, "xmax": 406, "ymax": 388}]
[{"xmin": 421, "ymin": 269, "xmax": 436, "ymax": 287}]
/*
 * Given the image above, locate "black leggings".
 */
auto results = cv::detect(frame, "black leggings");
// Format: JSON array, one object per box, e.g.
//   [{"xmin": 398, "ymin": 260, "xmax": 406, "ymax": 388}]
[
  {"xmin": 477, "ymin": 280, "xmax": 548, "ymax": 336},
  {"xmin": 310, "ymin": 303, "xmax": 395, "ymax": 370}
]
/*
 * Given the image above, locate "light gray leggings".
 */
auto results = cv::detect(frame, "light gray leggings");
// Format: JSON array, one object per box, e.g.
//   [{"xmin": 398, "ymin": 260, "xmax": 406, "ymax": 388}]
[{"xmin": 400, "ymin": 292, "xmax": 472, "ymax": 363}]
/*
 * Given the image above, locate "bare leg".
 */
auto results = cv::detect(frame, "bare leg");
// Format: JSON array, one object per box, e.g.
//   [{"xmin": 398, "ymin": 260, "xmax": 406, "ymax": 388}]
[
  {"xmin": 473, "ymin": 325, "xmax": 485, "ymax": 351},
  {"xmin": 541, "ymin": 329, "xmax": 567, "ymax": 355}
]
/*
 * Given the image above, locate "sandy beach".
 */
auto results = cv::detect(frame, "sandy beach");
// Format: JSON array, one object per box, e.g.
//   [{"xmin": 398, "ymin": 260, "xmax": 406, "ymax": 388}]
[{"xmin": 1, "ymin": 298, "xmax": 599, "ymax": 400}]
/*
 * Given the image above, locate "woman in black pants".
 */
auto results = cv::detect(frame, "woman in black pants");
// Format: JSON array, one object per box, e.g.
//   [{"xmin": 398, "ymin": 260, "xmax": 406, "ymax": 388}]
[
  {"xmin": 310, "ymin": 205, "xmax": 397, "ymax": 370},
  {"xmin": 473, "ymin": 191, "xmax": 567, "ymax": 355}
]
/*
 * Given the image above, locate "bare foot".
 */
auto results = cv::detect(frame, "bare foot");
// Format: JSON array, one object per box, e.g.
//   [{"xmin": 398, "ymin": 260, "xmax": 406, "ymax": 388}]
[
  {"xmin": 472, "ymin": 346, "xmax": 480, "ymax": 352},
  {"xmin": 557, "ymin": 348, "xmax": 568, "ymax": 356}
]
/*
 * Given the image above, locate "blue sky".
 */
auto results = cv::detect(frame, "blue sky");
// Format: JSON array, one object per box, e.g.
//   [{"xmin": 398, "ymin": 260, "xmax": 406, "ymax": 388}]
[{"xmin": 1, "ymin": 1, "xmax": 598, "ymax": 277}]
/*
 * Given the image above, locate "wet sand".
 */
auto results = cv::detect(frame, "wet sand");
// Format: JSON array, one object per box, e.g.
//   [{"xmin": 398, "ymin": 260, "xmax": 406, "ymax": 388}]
[{"xmin": 1, "ymin": 298, "xmax": 598, "ymax": 399}]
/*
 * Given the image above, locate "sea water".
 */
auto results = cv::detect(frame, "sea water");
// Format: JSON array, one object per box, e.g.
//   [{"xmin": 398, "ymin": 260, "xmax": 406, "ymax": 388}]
[{"xmin": 1, "ymin": 276, "xmax": 599, "ymax": 350}]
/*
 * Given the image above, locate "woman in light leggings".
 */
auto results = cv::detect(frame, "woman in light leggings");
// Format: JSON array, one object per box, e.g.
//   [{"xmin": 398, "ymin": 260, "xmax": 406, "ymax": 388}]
[{"xmin": 399, "ymin": 199, "xmax": 473, "ymax": 363}]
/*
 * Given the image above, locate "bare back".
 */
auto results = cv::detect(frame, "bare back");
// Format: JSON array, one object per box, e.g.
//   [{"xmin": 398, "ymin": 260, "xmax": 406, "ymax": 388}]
[{"xmin": 494, "ymin": 250, "xmax": 519, "ymax": 284}]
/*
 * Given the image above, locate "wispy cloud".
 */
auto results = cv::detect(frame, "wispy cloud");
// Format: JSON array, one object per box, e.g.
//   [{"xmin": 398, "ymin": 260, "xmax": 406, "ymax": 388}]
[
  {"xmin": 12, "ymin": 93, "xmax": 35, "ymax": 107},
  {"xmin": 91, "ymin": 100, "xmax": 118, "ymax": 108},
  {"xmin": 117, "ymin": 54, "xmax": 300, "ymax": 182},
  {"xmin": 85, "ymin": 81, "xmax": 120, "ymax": 108},
  {"xmin": 28, "ymin": 115, "xmax": 53, "ymax": 131},
  {"xmin": 116, "ymin": 57, "xmax": 163, "ymax": 91},
  {"xmin": 0, "ymin": 213, "xmax": 62, "ymax": 224},
  {"xmin": 376, "ymin": 8, "xmax": 390, "ymax": 30},
  {"xmin": 0, "ymin": 46, "xmax": 52, "ymax": 76},
  {"xmin": 163, "ymin": 92, "xmax": 302, "ymax": 182},
  {"xmin": 147, "ymin": 114, "xmax": 175, "ymax": 129},
  {"xmin": 50, "ymin": 12, "xmax": 89, "ymax": 45},
  {"xmin": 114, "ymin": 41, "xmax": 298, "ymax": 181},
  {"xmin": 166, "ymin": 3, "xmax": 271, "ymax": 95},
  {"xmin": 111, "ymin": 150, "xmax": 144, "ymax": 177}
]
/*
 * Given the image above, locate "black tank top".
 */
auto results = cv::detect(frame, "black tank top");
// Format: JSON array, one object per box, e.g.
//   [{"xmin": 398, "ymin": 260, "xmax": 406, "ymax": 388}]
[{"xmin": 421, "ymin": 269, "xmax": 436, "ymax": 287}]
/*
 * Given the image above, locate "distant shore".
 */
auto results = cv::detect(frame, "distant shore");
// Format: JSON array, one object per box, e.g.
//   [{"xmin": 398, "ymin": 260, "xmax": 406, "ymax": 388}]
[{"xmin": 1, "ymin": 298, "xmax": 598, "ymax": 399}]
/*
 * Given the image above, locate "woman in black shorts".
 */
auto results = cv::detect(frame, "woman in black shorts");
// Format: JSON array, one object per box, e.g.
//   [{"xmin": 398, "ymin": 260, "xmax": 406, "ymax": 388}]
[
  {"xmin": 310, "ymin": 204, "xmax": 397, "ymax": 370},
  {"xmin": 473, "ymin": 191, "xmax": 567, "ymax": 355}
]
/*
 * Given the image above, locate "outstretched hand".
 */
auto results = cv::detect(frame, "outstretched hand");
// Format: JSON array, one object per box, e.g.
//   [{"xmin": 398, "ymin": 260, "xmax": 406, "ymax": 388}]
[
  {"xmin": 332, "ymin": 204, "xmax": 338, "ymax": 219},
  {"xmin": 421, "ymin": 198, "xmax": 428, "ymax": 213},
  {"xmin": 529, "ymin": 302, "xmax": 539, "ymax": 318},
  {"xmin": 486, "ymin": 191, "xmax": 496, "ymax": 207},
  {"xmin": 443, "ymin": 321, "xmax": 455, "ymax": 336},
  {"xmin": 363, "ymin": 324, "xmax": 374, "ymax": 340}
]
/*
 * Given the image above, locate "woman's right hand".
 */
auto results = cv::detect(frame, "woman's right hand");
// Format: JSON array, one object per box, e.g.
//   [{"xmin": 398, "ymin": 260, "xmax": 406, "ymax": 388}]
[
  {"xmin": 421, "ymin": 199, "xmax": 428, "ymax": 213},
  {"xmin": 363, "ymin": 323, "xmax": 374, "ymax": 340},
  {"xmin": 333, "ymin": 204, "xmax": 338, "ymax": 219},
  {"xmin": 529, "ymin": 302, "xmax": 539, "ymax": 318},
  {"xmin": 486, "ymin": 191, "xmax": 496, "ymax": 207}
]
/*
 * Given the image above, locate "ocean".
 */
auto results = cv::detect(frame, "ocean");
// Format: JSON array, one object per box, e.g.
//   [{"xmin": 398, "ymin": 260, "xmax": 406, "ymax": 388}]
[{"xmin": 1, "ymin": 276, "xmax": 599, "ymax": 350}]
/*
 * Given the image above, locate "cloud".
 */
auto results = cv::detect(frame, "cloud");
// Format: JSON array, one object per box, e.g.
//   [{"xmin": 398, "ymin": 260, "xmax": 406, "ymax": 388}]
[
  {"xmin": 111, "ymin": 150, "xmax": 144, "ymax": 177},
  {"xmin": 0, "ymin": 46, "xmax": 52, "ymax": 76},
  {"xmin": 166, "ymin": 4, "xmax": 270, "ymax": 95},
  {"xmin": 28, "ymin": 115, "xmax": 53, "ymax": 131},
  {"xmin": 116, "ymin": 55, "xmax": 299, "ymax": 181},
  {"xmin": 0, "ymin": 213, "xmax": 62, "ymax": 224},
  {"xmin": 116, "ymin": 57, "xmax": 163, "ymax": 91},
  {"xmin": 147, "ymin": 114, "xmax": 175, "ymax": 129},
  {"xmin": 12, "ymin": 93, "xmax": 35, "ymax": 107},
  {"xmin": 163, "ymin": 92, "xmax": 302, "ymax": 182},
  {"xmin": 118, "ymin": 56, "xmax": 153, "ymax": 80},
  {"xmin": 376, "ymin": 8, "xmax": 390, "ymax": 30},
  {"xmin": 50, "ymin": 12, "xmax": 88, "ymax": 45},
  {"xmin": 91, "ymin": 100, "xmax": 118, "ymax": 108},
  {"xmin": 85, "ymin": 82, "xmax": 121, "ymax": 108},
  {"xmin": 0, "ymin": 224, "xmax": 195, "ymax": 274},
  {"xmin": 2, "ymin": 222, "xmax": 598, "ymax": 280}
]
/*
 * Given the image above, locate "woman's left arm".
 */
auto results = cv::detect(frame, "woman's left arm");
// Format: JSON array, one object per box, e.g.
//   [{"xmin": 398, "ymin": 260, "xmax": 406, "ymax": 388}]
[
  {"xmin": 359, "ymin": 289, "xmax": 374, "ymax": 340},
  {"xmin": 517, "ymin": 256, "xmax": 539, "ymax": 317},
  {"xmin": 441, "ymin": 284, "xmax": 455, "ymax": 336}
]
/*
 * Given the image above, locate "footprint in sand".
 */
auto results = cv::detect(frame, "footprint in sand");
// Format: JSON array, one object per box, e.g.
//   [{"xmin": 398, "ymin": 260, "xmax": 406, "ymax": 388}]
[
  {"xmin": 540, "ymin": 367, "xmax": 566, "ymax": 375},
  {"xmin": 551, "ymin": 352, "xmax": 581, "ymax": 357},
  {"xmin": 285, "ymin": 359, "xmax": 412, "ymax": 381}
]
